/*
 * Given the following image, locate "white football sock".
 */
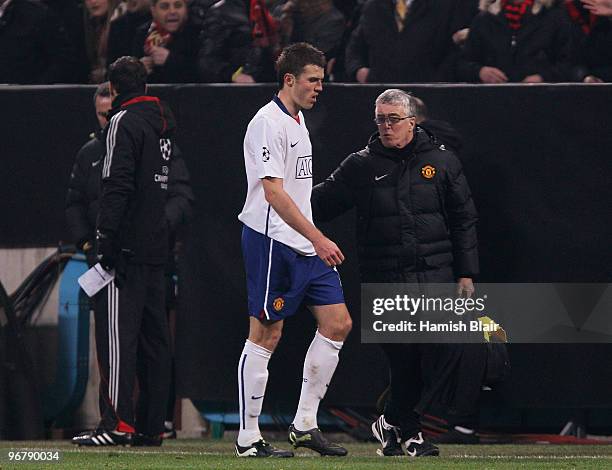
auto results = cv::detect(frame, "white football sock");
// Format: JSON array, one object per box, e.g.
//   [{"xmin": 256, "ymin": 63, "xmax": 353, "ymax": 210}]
[
  {"xmin": 293, "ymin": 330, "xmax": 343, "ymax": 431},
  {"xmin": 237, "ymin": 340, "xmax": 272, "ymax": 447}
]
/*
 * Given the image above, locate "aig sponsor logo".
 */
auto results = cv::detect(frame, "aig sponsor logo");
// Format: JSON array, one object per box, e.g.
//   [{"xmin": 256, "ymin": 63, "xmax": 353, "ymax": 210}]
[{"xmin": 295, "ymin": 156, "xmax": 312, "ymax": 179}]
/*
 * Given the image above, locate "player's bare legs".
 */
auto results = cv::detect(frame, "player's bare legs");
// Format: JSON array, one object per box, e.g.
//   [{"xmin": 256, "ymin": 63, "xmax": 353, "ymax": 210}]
[{"xmin": 248, "ymin": 316, "xmax": 284, "ymax": 351}]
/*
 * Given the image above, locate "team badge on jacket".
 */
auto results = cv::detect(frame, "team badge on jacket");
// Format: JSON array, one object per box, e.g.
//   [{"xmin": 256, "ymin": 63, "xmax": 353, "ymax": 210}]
[{"xmin": 421, "ymin": 165, "xmax": 436, "ymax": 179}]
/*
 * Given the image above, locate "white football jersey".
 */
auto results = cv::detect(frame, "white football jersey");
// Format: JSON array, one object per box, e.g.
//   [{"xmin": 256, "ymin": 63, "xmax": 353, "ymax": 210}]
[{"xmin": 238, "ymin": 97, "xmax": 315, "ymax": 255}]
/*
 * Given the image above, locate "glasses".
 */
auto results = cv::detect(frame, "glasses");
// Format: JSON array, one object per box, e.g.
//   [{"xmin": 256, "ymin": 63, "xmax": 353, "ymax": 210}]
[{"xmin": 373, "ymin": 115, "xmax": 412, "ymax": 126}]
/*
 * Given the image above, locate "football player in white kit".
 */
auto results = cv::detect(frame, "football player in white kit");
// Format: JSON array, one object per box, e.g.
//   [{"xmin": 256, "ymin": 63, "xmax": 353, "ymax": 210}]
[{"xmin": 236, "ymin": 43, "xmax": 352, "ymax": 458}]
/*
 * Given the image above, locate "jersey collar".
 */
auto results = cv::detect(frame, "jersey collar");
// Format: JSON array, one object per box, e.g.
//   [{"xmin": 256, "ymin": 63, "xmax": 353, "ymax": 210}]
[{"xmin": 273, "ymin": 95, "xmax": 300, "ymax": 125}]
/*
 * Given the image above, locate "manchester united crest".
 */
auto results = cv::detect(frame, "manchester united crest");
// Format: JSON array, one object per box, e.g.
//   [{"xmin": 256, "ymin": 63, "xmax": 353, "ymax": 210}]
[
  {"xmin": 273, "ymin": 297, "xmax": 285, "ymax": 312},
  {"xmin": 421, "ymin": 165, "xmax": 436, "ymax": 179}
]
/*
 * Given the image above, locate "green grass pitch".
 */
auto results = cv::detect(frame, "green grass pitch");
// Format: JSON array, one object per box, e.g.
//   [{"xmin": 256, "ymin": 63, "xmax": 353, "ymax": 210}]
[{"xmin": 1, "ymin": 439, "xmax": 612, "ymax": 469}]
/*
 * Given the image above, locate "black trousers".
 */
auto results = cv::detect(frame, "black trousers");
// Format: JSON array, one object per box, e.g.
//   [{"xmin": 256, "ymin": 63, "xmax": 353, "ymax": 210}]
[
  {"xmin": 380, "ymin": 343, "xmax": 424, "ymax": 438},
  {"xmin": 381, "ymin": 342, "xmax": 486, "ymax": 438},
  {"xmin": 94, "ymin": 264, "xmax": 171, "ymax": 435}
]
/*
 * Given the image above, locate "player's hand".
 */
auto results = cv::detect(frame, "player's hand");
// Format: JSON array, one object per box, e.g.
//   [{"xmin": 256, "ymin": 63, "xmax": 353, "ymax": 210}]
[
  {"xmin": 356, "ymin": 67, "xmax": 370, "ymax": 84},
  {"xmin": 479, "ymin": 66, "xmax": 508, "ymax": 84},
  {"xmin": 313, "ymin": 235, "xmax": 345, "ymax": 267},
  {"xmin": 457, "ymin": 277, "xmax": 475, "ymax": 298},
  {"xmin": 149, "ymin": 46, "xmax": 170, "ymax": 66}
]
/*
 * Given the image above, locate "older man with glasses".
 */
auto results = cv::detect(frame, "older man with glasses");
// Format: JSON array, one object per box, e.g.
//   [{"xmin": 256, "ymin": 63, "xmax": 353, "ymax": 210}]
[{"xmin": 311, "ymin": 88, "xmax": 480, "ymax": 457}]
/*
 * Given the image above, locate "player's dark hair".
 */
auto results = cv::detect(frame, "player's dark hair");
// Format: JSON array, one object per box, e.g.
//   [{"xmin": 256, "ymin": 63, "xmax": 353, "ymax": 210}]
[
  {"xmin": 276, "ymin": 42, "xmax": 326, "ymax": 89},
  {"xmin": 108, "ymin": 56, "xmax": 147, "ymax": 95},
  {"xmin": 93, "ymin": 81, "xmax": 111, "ymax": 106}
]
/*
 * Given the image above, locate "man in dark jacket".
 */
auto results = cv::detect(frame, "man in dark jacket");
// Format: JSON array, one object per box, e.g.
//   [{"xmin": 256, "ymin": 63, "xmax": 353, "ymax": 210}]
[
  {"xmin": 456, "ymin": 0, "xmax": 574, "ymax": 83},
  {"xmin": 312, "ymin": 89, "xmax": 479, "ymax": 457},
  {"xmin": 66, "ymin": 80, "xmax": 194, "ymax": 444},
  {"xmin": 107, "ymin": 0, "xmax": 152, "ymax": 66},
  {"xmin": 0, "ymin": 0, "xmax": 77, "ymax": 84},
  {"xmin": 71, "ymin": 57, "xmax": 188, "ymax": 446},
  {"xmin": 344, "ymin": 0, "xmax": 477, "ymax": 83},
  {"xmin": 66, "ymin": 82, "xmax": 193, "ymax": 265},
  {"xmin": 566, "ymin": 0, "xmax": 612, "ymax": 82},
  {"xmin": 197, "ymin": 0, "xmax": 278, "ymax": 83},
  {"xmin": 132, "ymin": 0, "xmax": 200, "ymax": 83}
]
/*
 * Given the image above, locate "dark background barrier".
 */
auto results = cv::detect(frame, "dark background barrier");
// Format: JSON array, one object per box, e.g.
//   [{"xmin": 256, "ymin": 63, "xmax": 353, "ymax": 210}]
[{"xmin": 2, "ymin": 84, "xmax": 612, "ymax": 414}]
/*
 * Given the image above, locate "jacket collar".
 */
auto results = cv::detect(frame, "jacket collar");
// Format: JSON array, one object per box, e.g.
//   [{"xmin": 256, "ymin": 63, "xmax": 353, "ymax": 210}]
[{"xmin": 367, "ymin": 126, "xmax": 435, "ymax": 161}]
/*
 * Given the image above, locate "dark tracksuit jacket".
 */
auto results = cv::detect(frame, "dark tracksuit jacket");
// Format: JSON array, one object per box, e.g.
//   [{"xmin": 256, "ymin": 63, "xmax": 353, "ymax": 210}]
[
  {"xmin": 94, "ymin": 93, "xmax": 181, "ymax": 435},
  {"xmin": 65, "ymin": 131, "xmax": 194, "ymax": 262}
]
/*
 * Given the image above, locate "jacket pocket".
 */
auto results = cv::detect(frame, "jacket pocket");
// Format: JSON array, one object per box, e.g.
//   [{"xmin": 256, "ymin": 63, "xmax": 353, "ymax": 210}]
[{"xmin": 421, "ymin": 252, "xmax": 453, "ymax": 269}]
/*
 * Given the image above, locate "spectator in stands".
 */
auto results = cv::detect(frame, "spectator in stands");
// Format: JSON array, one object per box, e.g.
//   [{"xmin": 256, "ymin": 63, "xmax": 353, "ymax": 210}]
[
  {"xmin": 45, "ymin": 0, "xmax": 90, "ymax": 82},
  {"xmin": 566, "ymin": 0, "xmax": 612, "ymax": 82},
  {"xmin": 0, "ymin": 0, "xmax": 77, "ymax": 84},
  {"xmin": 83, "ymin": 0, "xmax": 120, "ymax": 83},
  {"xmin": 344, "ymin": 0, "xmax": 478, "ymax": 83},
  {"xmin": 107, "ymin": 0, "xmax": 152, "ymax": 66},
  {"xmin": 198, "ymin": 0, "xmax": 279, "ymax": 83},
  {"xmin": 456, "ymin": 0, "xmax": 575, "ymax": 83},
  {"xmin": 132, "ymin": 0, "xmax": 200, "ymax": 83},
  {"xmin": 276, "ymin": 0, "xmax": 346, "ymax": 80}
]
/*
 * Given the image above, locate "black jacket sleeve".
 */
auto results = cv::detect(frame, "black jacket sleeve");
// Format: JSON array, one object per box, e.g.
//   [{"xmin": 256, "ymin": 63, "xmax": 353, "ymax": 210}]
[
  {"xmin": 97, "ymin": 113, "xmax": 139, "ymax": 236},
  {"xmin": 312, "ymin": 153, "xmax": 363, "ymax": 222},
  {"xmin": 65, "ymin": 143, "xmax": 94, "ymax": 247},
  {"xmin": 537, "ymin": 9, "xmax": 575, "ymax": 82},
  {"xmin": 166, "ymin": 144, "xmax": 195, "ymax": 233},
  {"xmin": 39, "ymin": 6, "xmax": 78, "ymax": 83},
  {"xmin": 443, "ymin": 153, "xmax": 479, "ymax": 277}
]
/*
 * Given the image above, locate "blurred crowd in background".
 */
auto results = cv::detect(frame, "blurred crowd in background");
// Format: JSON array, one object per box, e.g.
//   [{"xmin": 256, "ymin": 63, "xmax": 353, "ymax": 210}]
[{"xmin": 0, "ymin": 0, "xmax": 610, "ymax": 86}]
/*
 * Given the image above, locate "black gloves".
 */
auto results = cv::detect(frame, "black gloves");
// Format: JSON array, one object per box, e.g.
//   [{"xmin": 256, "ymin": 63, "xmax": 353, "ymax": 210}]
[
  {"xmin": 95, "ymin": 230, "xmax": 117, "ymax": 271},
  {"xmin": 79, "ymin": 239, "xmax": 98, "ymax": 268}
]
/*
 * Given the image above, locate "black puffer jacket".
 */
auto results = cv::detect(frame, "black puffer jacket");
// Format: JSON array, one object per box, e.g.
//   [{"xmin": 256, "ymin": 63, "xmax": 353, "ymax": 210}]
[
  {"xmin": 311, "ymin": 127, "xmax": 478, "ymax": 283},
  {"xmin": 65, "ymin": 130, "xmax": 106, "ymax": 250}
]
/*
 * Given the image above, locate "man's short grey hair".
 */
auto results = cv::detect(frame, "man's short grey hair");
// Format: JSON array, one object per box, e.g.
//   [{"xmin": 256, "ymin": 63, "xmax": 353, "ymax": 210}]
[
  {"xmin": 375, "ymin": 89, "xmax": 415, "ymax": 117},
  {"xmin": 93, "ymin": 81, "xmax": 111, "ymax": 106}
]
